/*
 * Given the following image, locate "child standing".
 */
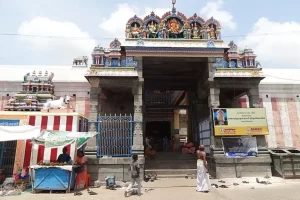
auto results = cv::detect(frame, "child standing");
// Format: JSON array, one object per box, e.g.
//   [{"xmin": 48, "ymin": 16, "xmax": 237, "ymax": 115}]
[{"xmin": 125, "ymin": 154, "xmax": 141, "ymax": 197}]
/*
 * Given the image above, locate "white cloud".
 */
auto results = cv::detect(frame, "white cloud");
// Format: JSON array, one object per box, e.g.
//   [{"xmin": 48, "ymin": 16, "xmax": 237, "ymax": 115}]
[
  {"xmin": 239, "ymin": 18, "xmax": 300, "ymax": 68},
  {"xmin": 98, "ymin": 3, "xmax": 169, "ymax": 42},
  {"xmin": 18, "ymin": 17, "xmax": 96, "ymax": 64},
  {"xmin": 200, "ymin": 0, "xmax": 236, "ymax": 30}
]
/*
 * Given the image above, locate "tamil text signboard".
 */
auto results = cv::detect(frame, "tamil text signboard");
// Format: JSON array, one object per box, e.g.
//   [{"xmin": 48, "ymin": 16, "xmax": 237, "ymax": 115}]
[
  {"xmin": 0, "ymin": 119, "xmax": 21, "ymax": 126},
  {"xmin": 212, "ymin": 108, "xmax": 269, "ymax": 136},
  {"xmin": 222, "ymin": 137, "xmax": 258, "ymax": 157}
]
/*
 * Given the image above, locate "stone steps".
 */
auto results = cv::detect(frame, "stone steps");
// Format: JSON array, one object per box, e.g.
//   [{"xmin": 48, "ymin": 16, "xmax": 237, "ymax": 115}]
[{"xmin": 145, "ymin": 152, "xmax": 197, "ymax": 178}]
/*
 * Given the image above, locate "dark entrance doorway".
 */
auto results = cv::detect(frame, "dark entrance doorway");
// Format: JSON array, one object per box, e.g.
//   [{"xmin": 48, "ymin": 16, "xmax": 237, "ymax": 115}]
[
  {"xmin": 146, "ymin": 121, "xmax": 171, "ymax": 151},
  {"xmin": 0, "ymin": 140, "xmax": 17, "ymax": 176}
]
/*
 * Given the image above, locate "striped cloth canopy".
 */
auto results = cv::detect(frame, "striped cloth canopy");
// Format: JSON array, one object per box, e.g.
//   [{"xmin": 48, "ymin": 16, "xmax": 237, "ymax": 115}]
[{"xmin": 31, "ymin": 130, "xmax": 96, "ymax": 149}]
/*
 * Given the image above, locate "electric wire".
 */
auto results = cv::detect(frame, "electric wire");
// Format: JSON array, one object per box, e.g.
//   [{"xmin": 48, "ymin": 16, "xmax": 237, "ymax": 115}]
[{"xmin": 1, "ymin": 30, "xmax": 300, "ymax": 40}]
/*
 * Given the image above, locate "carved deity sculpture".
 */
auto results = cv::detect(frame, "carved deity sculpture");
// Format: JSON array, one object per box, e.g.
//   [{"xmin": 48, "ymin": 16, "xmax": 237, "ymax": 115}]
[
  {"xmin": 142, "ymin": 25, "xmax": 147, "ymax": 38},
  {"xmin": 182, "ymin": 21, "xmax": 190, "ymax": 39},
  {"xmin": 201, "ymin": 28, "xmax": 206, "ymax": 39},
  {"xmin": 192, "ymin": 23, "xmax": 200, "ymax": 39},
  {"xmin": 148, "ymin": 21, "xmax": 158, "ymax": 38},
  {"xmin": 131, "ymin": 23, "xmax": 141, "ymax": 38},
  {"xmin": 187, "ymin": 28, "xmax": 191, "ymax": 39},
  {"xmin": 148, "ymin": 21, "xmax": 157, "ymax": 33},
  {"xmin": 159, "ymin": 20, "xmax": 164, "ymax": 30},
  {"xmin": 209, "ymin": 25, "xmax": 216, "ymax": 39},
  {"xmin": 168, "ymin": 18, "xmax": 180, "ymax": 33},
  {"xmin": 125, "ymin": 24, "xmax": 131, "ymax": 38}
]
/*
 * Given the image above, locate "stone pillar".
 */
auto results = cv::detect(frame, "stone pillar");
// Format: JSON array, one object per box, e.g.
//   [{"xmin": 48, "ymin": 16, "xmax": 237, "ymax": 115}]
[
  {"xmin": 86, "ymin": 77, "xmax": 101, "ymax": 151},
  {"xmin": 208, "ymin": 88, "xmax": 222, "ymax": 148},
  {"xmin": 247, "ymin": 87, "xmax": 260, "ymax": 108},
  {"xmin": 174, "ymin": 110, "xmax": 180, "ymax": 131},
  {"xmin": 208, "ymin": 88, "xmax": 220, "ymax": 108},
  {"xmin": 132, "ymin": 57, "xmax": 144, "ymax": 155},
  {"xmin": 132, "ymin": 80, "xmax": 144, "ymax": 155},
  {"xmin": 247, "ymin": 87, "xmax": 267, "ymax": 147},
  {"xmin": 173, "ymin": 109, "xmax": 180, "ymax": 147}
]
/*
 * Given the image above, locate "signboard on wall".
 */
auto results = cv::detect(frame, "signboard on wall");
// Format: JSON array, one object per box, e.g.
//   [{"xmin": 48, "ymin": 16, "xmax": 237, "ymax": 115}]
[
  {"xmin": 212, "ymin": 108, "xmax": 269, "ymax": 136},
  {"xmin": 0, "ymin": 120, "xmax": 21, "ymax": 126},
  {"xmin": 222, "ymin": 137, "xmax": 258, "ymax": 157}
]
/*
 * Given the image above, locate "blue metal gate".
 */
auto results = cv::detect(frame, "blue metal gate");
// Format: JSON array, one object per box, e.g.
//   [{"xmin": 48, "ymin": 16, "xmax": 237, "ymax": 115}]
[
  {"xmin": 0, "ymin": 141, "xmax": 17, "ymax": 176},
  {"xmin": 97, "ymin": 115, "xmax": 133, "ymax": 157},
  {"xmin": 199, "ymin": 119, "xmax": 212, "ymax": 154}
]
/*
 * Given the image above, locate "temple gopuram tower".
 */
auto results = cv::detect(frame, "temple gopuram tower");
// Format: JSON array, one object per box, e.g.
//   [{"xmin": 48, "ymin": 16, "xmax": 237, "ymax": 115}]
[{"xmin": 84, "ymin": 2, "xmax": 270, "ymax": 181}]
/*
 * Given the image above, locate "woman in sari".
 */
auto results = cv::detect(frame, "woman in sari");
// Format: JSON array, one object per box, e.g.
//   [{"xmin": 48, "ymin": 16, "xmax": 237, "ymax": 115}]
[
  {"xmin": 196, "ymin": 145, "xmax": 210, "ymax": 192},
  {"xmin": 75, "ymin": 151, "xmax": 88, "ymax": 190}
]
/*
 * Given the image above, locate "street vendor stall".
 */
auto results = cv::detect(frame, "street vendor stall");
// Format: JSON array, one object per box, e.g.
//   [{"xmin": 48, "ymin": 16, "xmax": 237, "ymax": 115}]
[{"xmin": 29, "ymin": 130, "xmax": 95, "ymax": 193}]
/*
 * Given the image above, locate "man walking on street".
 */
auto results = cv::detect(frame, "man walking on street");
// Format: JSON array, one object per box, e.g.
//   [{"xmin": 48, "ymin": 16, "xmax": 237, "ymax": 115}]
[{"xmin": 125, "ymin": 154, "xmax": 142, "ymax": 197}]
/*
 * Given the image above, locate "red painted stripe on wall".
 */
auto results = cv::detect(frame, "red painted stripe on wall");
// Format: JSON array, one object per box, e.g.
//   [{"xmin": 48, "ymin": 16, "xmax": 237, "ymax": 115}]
[
  {"xmin": 37, "ymin": 116, "xmax": 48, "ymax": 163},
  {"xmin": 287, "ymin": 98, "xmax": 300, "ymax": 149},
  {"xmin": 65, "ymin": 116, "xmax": 73, "ymax": 154},
  {"xmin": 272, "ymin": 98, "xmax": 285, "ymax": 148},
  {"xmin": 50, "ymin": 116, "xmax": 60, "ymax": 162},
  {"xmin": 23, "ymin": 116, "xmax": 36, "ymax": 169}
]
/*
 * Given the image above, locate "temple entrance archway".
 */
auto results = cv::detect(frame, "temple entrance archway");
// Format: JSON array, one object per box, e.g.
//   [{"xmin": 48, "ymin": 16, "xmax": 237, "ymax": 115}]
[{"xmin": 143, "ymin": 57, "xmax": 210, "ymax": 151}]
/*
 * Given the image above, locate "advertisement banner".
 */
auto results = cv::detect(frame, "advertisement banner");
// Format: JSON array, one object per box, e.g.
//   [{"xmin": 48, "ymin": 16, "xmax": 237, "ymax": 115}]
[
  {"xmin": 222, "ymin": 137, "xmax": 258, "ymax": 157},
  {"xmin": 212, "ymin": 108, "xmax": 269, "ymax": 136}
]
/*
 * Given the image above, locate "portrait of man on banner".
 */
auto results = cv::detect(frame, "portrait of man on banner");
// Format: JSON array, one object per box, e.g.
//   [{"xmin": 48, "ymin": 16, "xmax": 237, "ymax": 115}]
[
  {"xmin": 213, "ymin": 109, "xmax": 228, "ymax": 126},
  {"xmin": 222, "ymin": 137, "xmax": 258, "ymax": 158}
]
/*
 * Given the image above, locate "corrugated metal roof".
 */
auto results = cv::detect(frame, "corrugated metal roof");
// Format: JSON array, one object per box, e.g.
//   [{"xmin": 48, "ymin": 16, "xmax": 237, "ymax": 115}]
[{"xmin": 0, "ymin": 65, "xmax": 299, "ymax": 84}]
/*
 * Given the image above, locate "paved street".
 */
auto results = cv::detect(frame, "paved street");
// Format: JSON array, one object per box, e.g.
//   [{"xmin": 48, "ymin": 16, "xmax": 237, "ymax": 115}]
[{"xmin": 4, "ymin": 177, "xmax": 300, "ymax": 200}]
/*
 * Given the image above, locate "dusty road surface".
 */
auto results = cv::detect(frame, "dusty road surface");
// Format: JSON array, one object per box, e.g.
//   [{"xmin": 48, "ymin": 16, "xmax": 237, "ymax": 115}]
[{"xmin": 4, "ymin": 177, "xmax": 300, "ymax": 200}]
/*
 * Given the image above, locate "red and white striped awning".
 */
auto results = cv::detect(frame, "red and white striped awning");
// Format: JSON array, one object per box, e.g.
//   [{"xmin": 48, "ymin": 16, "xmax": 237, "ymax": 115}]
[{"xmin": 22, "ymin": 114, "xmax": 83, "ymax": 168}]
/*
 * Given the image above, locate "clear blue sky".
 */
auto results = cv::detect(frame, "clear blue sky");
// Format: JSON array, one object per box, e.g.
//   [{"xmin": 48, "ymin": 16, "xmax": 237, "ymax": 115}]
[{"xmin": 0, "ymin": 0, "xmax": 299, "ymax": 68}]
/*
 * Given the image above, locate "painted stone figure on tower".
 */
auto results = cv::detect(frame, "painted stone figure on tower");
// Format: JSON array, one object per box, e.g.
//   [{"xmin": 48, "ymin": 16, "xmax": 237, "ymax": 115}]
[
  {"xmin": 125, "ymin": 24, "xmax": 131, "ymax": 38},
  {"xmin": 148, "ymin": 21, "xmax": 158, "ymax": 38},
  {"xmin": 182, "ymin": 21, "xmax": 189, "ymax": 39},
  {"xmin": 192, "ymin": 23, "xmax": 200, "ymax": 39},
  {"xmin": 131, "ymin": 23, "xmax": 141, "ymax": 38},
  {"xmin": 208, "ymin": 25, "xmax": 216, "ymax": 39}
]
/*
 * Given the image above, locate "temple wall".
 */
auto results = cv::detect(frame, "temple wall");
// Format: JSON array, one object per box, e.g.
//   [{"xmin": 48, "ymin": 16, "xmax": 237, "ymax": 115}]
[
  {"xmin": 239, "ymin": 83, "xmax": 300, "ymax": 149},
  {"xmin": 1, "ymin": 81, "xmax": 300, "ymax": 150},
  {"xmin": 100, "ymin": 92, "xmax": 134, "ymax": 116}
]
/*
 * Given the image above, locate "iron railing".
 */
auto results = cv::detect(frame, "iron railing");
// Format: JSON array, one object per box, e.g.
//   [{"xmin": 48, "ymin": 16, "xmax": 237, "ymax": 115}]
[{"xmin": 96, "ymin": 115, "xmax": 133, "ymax": 157}]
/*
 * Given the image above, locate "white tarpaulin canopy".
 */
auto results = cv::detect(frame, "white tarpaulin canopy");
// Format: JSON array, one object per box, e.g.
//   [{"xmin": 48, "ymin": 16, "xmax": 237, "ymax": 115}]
[
  {"xmin": 31, "ymin": 130, "xmax": 97, "ymax": 149},
  {"xmin": 0, "ymin": 125, "xmax": 40, "ymax": 141}
]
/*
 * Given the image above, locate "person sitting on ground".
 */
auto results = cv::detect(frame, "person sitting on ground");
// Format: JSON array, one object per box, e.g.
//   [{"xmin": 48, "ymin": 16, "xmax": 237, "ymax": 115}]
[
  {"xmin": 57, "ymin": 147, "xmax": 72, "ymax": 164},
  {"xmin": 18, "ymin": 168, "xmax": 30, "ymax": 180},
  {"xmin": 184, "ymin": 141, "xmax": 195, "ymax": 148},
  {"xmin": 145, "ymin": 146, "xmax": 156, "ymax": 157}
]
